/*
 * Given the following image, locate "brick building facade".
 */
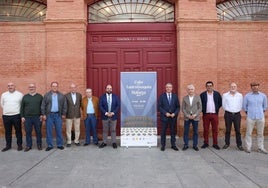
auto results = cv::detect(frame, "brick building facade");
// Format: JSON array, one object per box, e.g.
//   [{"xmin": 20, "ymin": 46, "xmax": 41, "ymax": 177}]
[{"xmin": 0, "ymin": 0, "xmax": 268, "ymax": 138}]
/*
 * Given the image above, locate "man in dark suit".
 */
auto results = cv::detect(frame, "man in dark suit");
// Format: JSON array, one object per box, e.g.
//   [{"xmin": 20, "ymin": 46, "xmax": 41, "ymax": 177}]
[
  {"xmin": 158, "ymin": 83, "xmax": 180, "ymax": 151},
  {"xmin": 65, "ymin": 83, "xmax": 82, "ymax": 147},
  {"xmin": 200, "ymin": 81, "xmax": 222, "ymax": 150},
  {"xmin": 99, "ymin": 84, "xmax": 120, "ymax": 149}
]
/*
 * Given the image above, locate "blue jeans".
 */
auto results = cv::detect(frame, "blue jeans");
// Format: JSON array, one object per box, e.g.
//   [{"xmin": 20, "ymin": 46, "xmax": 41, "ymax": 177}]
[
  {"xmin": 46, "ymin": 113, "xmax": 63, "ymax": 147},
  {"xmin": 84, "ymin": 114, "xmax": 98, "ymax": 144},
  {"xmin": 25, "ymin": 116, "xmax": 42, "ymax": 147},
  {"xmin": 183, "ymin": 120, "xmax": 199, "ymax": 147}
]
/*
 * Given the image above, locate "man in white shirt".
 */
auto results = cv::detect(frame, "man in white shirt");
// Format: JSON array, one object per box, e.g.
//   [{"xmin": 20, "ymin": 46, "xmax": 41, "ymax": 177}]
[
  {"xmin": 0, "ymin": 82, "xmax": 23, "ymax": 152},
  {"xmin": 222, "ymin": 83, "xmax": 244, "ymax": 151},
  {"xmin": 200, "ymin": 81, "xmax": 222, "ymax": 150}
]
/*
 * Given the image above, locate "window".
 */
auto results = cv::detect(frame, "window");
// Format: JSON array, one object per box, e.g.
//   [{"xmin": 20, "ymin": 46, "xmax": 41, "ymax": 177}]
[
  {"xmin": 88, "ymin": 0, "xmax": 174, "ymax": 23},
  {"xmin": 217, "ymin": 0, "xmax": 268, "ymax": 21},
  {"xmin": 0, "ymin": 0, "xmax": 47, "ymax": 22}
]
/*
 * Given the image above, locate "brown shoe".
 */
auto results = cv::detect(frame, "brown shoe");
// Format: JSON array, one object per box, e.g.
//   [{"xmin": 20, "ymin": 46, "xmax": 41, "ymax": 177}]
[{"xmin": 24, "ymin": 147, "xmax": 31, "ymax": 152}]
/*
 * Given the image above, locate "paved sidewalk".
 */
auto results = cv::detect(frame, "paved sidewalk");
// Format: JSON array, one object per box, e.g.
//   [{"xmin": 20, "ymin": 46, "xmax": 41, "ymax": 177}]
[{"xmin": 0, "ymin": 137, "xmax": 267, "ymax": 188}]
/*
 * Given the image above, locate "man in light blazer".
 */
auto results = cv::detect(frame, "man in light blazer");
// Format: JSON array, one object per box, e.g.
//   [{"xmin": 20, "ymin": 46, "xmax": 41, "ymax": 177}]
[
  {"xmin": 99, "ymin": 84, "xmax": 120, "ymax": 149},
  {"xmin": 65, "ymin": 83, "xmax": 82, "ymax": 147},
  {"xmin": 158, "ymin": 83, "xmax": 180, "ymax": 151},
  {"xmin": 182, "ymin": 84, "xmax": 202, "ymax": 151}
]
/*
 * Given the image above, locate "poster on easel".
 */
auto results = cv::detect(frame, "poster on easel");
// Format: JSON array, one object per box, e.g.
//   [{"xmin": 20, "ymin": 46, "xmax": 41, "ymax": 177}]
[{"xmin": 120, "ymin": 72, "xmax": 157, "ymax": 147}]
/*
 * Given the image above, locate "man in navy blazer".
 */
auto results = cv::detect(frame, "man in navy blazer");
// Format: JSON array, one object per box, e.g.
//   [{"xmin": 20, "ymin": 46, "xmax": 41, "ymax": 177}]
[
  {"xmin": 200, "ymin": 81, "xmax": 222, "ymax": 150},
  {"xmin": 158, "ymin": 83, "xmax": 180, "ymax": 151},
  {"xmin": 99, "ymin": 84, "xmax": 120, "ymax": 149}
]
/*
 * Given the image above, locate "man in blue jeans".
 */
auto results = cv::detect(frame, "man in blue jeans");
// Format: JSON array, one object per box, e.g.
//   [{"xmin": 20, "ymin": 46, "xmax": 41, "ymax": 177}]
[
  {"xmin": 81, "ymin": 88, "xmax": 99, "ymax": 146},
  {"xmin": 182, "ymin": 84, "xmax": 202, "ymax": 151},
  {"xmin": 41, "ymin": 81, "xmax": 67, "ymax": 151},
  {"xmin": 21, "ymin": 83, "xmax": 43, "ymax": 151}
]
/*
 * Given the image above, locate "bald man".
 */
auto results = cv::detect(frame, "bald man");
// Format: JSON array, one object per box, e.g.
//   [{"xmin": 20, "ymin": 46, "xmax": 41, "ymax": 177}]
[{"xmin": 1, "ymin": 82, "xmax": 23, "ymax": 152}]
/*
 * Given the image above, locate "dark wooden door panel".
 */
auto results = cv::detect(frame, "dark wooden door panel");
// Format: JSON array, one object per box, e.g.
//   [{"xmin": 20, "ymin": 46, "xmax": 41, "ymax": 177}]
[{"xmin": 87, "ymin": 23, "xmax": 177, "ymax": 135}]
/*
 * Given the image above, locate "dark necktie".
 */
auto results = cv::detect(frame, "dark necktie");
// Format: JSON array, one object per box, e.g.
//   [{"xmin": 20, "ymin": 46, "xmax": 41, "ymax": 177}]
[{"xmin": 168, "ymin": 94, "xmax": 171, "ymax": 105}]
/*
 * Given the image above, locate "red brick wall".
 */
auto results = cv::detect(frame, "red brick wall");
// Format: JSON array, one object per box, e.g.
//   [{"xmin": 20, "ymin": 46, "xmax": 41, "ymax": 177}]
[
  {"xmin": 177, "ymin": 21, "xmax": 268, "ymax": 136},
  {"xmin": 177, "ymin": 0, "xmax": 217, "ymax": 21},
  {"xmin": 0, "ymin": 0, "xmax": 268, "ymax": 139}
]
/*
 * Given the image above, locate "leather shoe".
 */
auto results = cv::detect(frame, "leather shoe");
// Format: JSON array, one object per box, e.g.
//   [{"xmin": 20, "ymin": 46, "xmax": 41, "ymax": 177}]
[
  {"xmin": 37, "ymin": 145, "xmax": 42, "ymax": 150},
  {"xmin": 45, "ymin": 147, "xmax": 53, "ymax": 151},
  {"xmin": 112, "ymin": 143, "xmax": 117, "ymax": 149},
  {"xmin": 94, "ymin": 143, "xmax": 99, "ymax": 146},
  {"xmin": 83, "ymin": 143, "xmax": 89, "ymax": 146},
  {"xmin": 237, "ymin": 145, "xmax": 244, "ymax": 151},
  {"xmin": 2, "ymin": 146, "xmax": 11, "ymax": 152},
  {"xmin": 99, "ymin": 143, "xmax": 107, "ymax": 148},
  {"xmin": 75, "ymin": 143, "xmax": 80, "ymax": 146},
  {"xmin": 24, "ymin": 147, "xmax": 31, "ymax": 152},
  {"xmin": 171, "ymin": 146, "xmax": 179, "ymax": 151},
  {"xmin": 213, "ymin": 145, "xmax": 220, "ymax": 150},
  {"xmin": 201, "ymin": 143, "xmax": 209, "ymax": 149},
  {"xmin": 182, "ymin": 145, "xmax": 189, "ymax": 151},
  {"xmin": 193, "ymin": 146, "xmax": 199, "ymax": 151},
  {"xmin": 17, "ymin": 145, "xmax": 23, "ymax": 151},
  {"xmin": 160, "ymin": 146, "xmax": 165, "ymax": 151},
  {"xmin": 66, "ymin": 144, "xmax": 71, "ymax": 147},
  {"xmin": 222, "ymin": 144, "xmax": 229, "ymax": 149},
  {"xmin": 57, "ymin": 146, "xmax": 64, "ymax": 150}
]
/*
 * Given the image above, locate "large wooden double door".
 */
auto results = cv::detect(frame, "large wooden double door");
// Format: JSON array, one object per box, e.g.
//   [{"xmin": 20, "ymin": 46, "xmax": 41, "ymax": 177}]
[{"xmin": 87, "ymin": 23, "xmax": 177, "ymax": 135}]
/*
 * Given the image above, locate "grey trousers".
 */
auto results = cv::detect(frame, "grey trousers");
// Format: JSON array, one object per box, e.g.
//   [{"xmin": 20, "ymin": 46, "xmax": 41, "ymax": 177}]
[{"xmin": 102, "ymin": 119, "xmax": 117, "ymax": 144}]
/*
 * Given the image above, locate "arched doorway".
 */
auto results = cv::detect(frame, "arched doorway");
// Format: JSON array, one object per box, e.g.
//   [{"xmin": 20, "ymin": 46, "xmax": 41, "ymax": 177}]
[{"xmin": 86, "ymin": 0, "xmax": 177, "ymax": 135}]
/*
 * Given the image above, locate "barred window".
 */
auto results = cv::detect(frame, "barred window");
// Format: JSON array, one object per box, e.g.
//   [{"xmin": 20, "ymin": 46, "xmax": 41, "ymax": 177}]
[
  {"xmin": 88, "ymin": 0, "xmax": 174, "ymax": 23},
  {"xmin": 0, "ymin": 0, "xmax": 46, "ymax": 22},
  {"xmin": 217, "ymin": 0, "xmax": 268, "ymax": 21}
]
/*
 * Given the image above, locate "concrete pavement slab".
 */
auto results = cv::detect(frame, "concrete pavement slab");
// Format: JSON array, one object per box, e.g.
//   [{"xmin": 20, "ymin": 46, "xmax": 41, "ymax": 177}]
[{"xmin": 0, "ymin": 137, "xmax": 267, "ymax": 188}]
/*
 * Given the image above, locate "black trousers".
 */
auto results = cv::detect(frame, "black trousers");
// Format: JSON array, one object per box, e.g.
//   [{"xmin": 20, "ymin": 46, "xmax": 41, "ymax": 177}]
[
  {"xmin": 224, "ymin": 111, "xmax": 242, "ymax": 146},
  {"xmin": 2, "ymin": 114, "xmax": 22, "ymax": 147}
]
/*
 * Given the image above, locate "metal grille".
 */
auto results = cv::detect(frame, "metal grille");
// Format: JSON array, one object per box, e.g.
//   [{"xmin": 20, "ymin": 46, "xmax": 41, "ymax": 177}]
[
  {"xmin": 0, "ymin": 0, "xmax": 47, "ymax": 22},
  {"xmin": 217, "ymin": 0, "xmax": 268, "ymax": 21},
  {"xmin": 88, "ymin": 0, "xmax": 174, "ymax": 23}
]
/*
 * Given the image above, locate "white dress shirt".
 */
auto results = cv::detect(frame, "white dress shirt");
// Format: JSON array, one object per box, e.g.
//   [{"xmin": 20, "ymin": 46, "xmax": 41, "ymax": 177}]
[
  {"xmin": 206, "ymin": 92, "xmax": 216, "ymax": 113},
  {"xmin": 71, "ymin": 92, "xmax": 76, "ymax": 104},
  {"xmin": 222, "ymin": 91, "xmax": 243, "ymax": 113}
]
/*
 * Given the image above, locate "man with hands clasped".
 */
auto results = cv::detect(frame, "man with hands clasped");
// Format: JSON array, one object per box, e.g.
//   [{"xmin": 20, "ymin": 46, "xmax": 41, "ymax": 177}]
[
  {"xmin": 158, "ymin": 83, "xmax": 180, "ymax": 151},
  {"xmin": 182, "ymin": 84, "xmax": 202, "ymax": 151}
]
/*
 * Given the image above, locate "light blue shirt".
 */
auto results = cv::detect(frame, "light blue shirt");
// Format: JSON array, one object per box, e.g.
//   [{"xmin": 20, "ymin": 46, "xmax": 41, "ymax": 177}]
[
  {"xmin": 51, "ymin": 94, "xmax": 59, "ymax": 112},
  {"xmin": 243, "ymin": 91, "xmax": 267, "ymax": 119},
  {"xmin": 106, "ymin": 93, "xmax": 112, "ymax": 112},
  {"xmin": 87, "ymin": 98, "xmax": 94, "ymax": 114}
]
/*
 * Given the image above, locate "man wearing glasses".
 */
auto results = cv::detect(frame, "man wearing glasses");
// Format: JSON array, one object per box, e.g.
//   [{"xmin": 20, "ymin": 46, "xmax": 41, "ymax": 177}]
[
  {"xmin": 200, "ymin": 81, "xmax": 222, "ymax": 150},
  {"xmin": 243, "ymin": 82, "xmax": 268, "ymax": 154},
  {"xmin": 20, "ymin": 83, "xmax": 43, "ymax": 151}
]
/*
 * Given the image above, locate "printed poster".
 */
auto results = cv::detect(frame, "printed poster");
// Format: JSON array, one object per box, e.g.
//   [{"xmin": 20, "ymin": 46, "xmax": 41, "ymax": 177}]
[{"xmin": 120, "ymin": 72, "xmax": 157, "ymax": 147}]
